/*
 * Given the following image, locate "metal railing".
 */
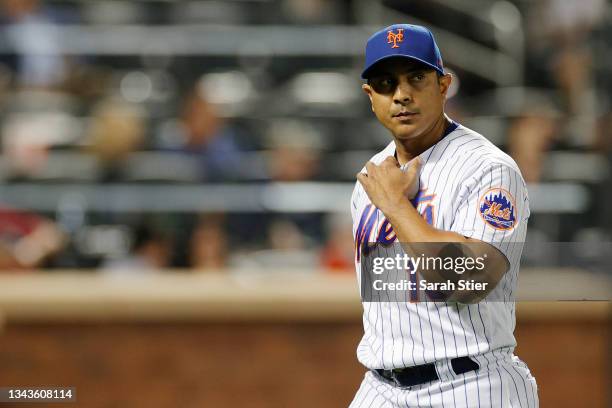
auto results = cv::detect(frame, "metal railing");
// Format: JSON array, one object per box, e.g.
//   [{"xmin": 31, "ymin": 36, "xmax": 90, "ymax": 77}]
[{"xmin": 0, "ymin": 181, "xmax": 591, "ymax": 214}]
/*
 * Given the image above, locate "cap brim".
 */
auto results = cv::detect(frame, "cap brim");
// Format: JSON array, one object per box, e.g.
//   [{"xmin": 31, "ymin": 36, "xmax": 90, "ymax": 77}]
[{"xmin": 361, "ymin": 54, "xmax": 443, "ymax": 79}]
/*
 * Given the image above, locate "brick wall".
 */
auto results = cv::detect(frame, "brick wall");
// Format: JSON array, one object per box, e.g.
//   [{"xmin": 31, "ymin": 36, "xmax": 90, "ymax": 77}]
[{"xmin": 0, "ymin": 319, "xmax": 609, "ymax": 408}]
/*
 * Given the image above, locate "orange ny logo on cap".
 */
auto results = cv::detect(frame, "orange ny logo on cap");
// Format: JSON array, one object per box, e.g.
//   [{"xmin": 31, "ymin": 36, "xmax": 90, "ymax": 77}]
[{"xmin": 386, "ymin": 28, "xmax": 404, "ymax": 48}]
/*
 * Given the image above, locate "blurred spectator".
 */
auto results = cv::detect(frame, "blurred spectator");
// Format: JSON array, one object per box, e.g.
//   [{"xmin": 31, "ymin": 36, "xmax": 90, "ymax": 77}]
[
  {"xmin": 0, "ymin": 0, "xmax": 70, "ymax": 89},
  {"xmin": 320, "ymin": 213, "xmax": 354, "ymax": 273},
  {"xmin": 235, "ymin": 119, "xmax": 328, "ymax": 268},
  {"xmin": 0, "ymin": 206, "xmax": 66, "ymax": 271},
  {"xmin": 84, "ymin": 96, "xmax": 147, "ymax": 180},
  {"xmin": 507, "ymin": 112, "xmax": 557, "ymax": 183},
  {"xmin": 157, "ymin": 80, "xmax": 247, "ymax": 182},
  {"xmin": 265, "ymin": 119, "xmax": 324, "ymax": 181},
  {"xmin": 268, "ymin": 218, "xmax": 308, "ymax": 251},
  {"xmin": 101, "ymin": 223, "xmax": 172, "ymax": 273},
  {"xmin": 0, "ymin": 0, "xmax": 605, "ymax": 269},
  {"xmin": 281, "ymin": 0, "xmax": 344, "ymax": 24},
  {"xmin": 230, "ymin": 216, "xmax": 319, "ymax": 270},
  {"xmin": 523, "ymin": 0, "xmax": 605, "ymax": 113},
  {"xmin": 189, "ymin": 214, "xmax": 228, "ymax": 270},
  {"xmin": 1, "ymin": 106, "xmax": 83, "ymax": 180},
  {"xmin": 509, "ymin": 0, "xmax": 607, "ymax": 183}
]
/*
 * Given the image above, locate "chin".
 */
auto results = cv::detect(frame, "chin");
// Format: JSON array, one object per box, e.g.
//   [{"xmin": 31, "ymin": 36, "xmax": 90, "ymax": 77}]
[{"xmin": 393, "ymin": 125, "xmax": 423, "ymax": 141}]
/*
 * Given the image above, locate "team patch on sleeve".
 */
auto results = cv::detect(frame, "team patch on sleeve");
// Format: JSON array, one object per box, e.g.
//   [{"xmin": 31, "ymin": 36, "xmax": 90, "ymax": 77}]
[{"xmin": 479, "ymin": 188, "xmax": 516, "ymax": 230}]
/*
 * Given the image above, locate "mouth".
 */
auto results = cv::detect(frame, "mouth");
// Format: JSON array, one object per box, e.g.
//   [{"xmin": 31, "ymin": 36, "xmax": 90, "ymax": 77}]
[{"xmin": 392, "ymin": 111, "xmax": 419, "ymax": 120}]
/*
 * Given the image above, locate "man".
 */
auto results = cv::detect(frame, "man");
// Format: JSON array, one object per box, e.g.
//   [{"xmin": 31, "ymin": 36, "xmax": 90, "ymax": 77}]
[{"xmin": 350, "ymin": 24, "xmax": 538, "ymax": 407}]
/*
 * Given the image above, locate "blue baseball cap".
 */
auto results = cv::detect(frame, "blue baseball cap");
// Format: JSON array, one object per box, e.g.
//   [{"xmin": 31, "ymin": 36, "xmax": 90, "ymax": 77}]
[{"xmin": 361, "ymin": 24, "xmax": 444, "ymax": 79}]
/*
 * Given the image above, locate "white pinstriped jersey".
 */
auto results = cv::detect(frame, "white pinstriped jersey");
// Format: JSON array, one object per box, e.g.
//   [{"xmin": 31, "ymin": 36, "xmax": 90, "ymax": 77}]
[{"xmin": 351, "ymin": 122, "xmax": 530, "ymax": 370}]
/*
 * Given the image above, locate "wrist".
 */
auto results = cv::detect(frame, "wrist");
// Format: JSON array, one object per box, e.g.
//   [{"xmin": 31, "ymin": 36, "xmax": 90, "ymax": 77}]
[{"xmin": 380, "ymin": 197, "xmax": 413, "ymax": 221}]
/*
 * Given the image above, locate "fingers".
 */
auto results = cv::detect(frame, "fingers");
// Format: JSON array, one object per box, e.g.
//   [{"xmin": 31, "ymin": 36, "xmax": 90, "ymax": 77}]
[
  {"xmin": 356, "ymin": 162, "xmax": 374, "ymax": 189},
  {"xmin": 358, "ymin": 157, "xmax": 401, "ymax": 185},
  {"xmin": 365, "ymin": 161, "xmax": 376, "ymax": 175},
  {"xmin": 356, "ymin": 171, "xmax": 370, "ymax": 188},
  {"xmin": 357, "ymin": 162, "xmax": 375, "ymax": 189}
]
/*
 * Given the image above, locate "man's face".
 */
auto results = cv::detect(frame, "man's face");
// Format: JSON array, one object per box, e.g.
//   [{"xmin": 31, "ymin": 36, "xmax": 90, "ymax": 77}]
[{"xmin": 362, "ymin": 59, "xmax": 451, "ymax": 141}]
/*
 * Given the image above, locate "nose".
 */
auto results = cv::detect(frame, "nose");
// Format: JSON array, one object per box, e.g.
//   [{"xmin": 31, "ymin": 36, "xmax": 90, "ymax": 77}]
[{"xmin": 393, "ymin": 79, "xmax": 413, "ymax": 104}]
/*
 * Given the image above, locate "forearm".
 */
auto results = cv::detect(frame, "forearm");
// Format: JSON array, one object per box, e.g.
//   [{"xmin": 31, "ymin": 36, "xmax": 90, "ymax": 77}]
[
  {"xmin": 381, "ymin": 199, "xmax": 507, "ymax": 302},
  {"xmin": 383, "ymin": 199, "xmax": 465, "ymax": 243}
]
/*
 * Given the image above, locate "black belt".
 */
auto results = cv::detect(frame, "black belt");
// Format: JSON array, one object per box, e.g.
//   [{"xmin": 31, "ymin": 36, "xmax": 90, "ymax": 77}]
[{"xmin": 373, "ymin": 356, "xmax": 480, "ymax": 388}]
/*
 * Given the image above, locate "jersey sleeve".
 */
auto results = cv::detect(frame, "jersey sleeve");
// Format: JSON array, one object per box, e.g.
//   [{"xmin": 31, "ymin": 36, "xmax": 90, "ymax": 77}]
[{"xmin": 449, "ymin": 163, "xmax": 529, "ymax": 260}]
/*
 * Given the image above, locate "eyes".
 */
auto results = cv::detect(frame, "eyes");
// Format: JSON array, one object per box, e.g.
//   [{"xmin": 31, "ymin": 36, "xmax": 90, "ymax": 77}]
[
  {"xmin": 370, "ymin": 77, "xmax": 396, "ymax": 94},
  {"xmin": 369, "ymin": 72, "xmax": 427, "ymax": 94}
]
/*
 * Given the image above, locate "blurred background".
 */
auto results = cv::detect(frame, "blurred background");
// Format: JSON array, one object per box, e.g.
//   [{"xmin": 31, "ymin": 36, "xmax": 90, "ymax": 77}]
[{"xmin": 0, "ymin": 0, "xmax": 609, "ymax": 407}]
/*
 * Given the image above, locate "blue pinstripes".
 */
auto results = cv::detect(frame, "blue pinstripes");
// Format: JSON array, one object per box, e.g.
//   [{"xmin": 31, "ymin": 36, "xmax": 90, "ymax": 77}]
[
  {"xmin": 496, "ymin": 352, "xmax": 521, "ymax": 407},
  {"xmin": 374, "ymin": 210, "xmax": 386, "ymax": 368},
  {"xmin": 424, "ymin": 134, "xmax": 481, "ymax": 408},
  {"xmin": 370, "ymin": 381, "xmax": 388, "ymax": 408},
  {"xmin": 496, "ymin": 365, "xmax": 505, "ymax": 407},
  {"xmin": 415, "ymin": 132, "xmax": 472, "ymax": 408},
  {"xmin": 426, "ymin": 135, "xmax": 468, "ymax": 408},
  {"xmin": 508, "ymin": 358, "xmax": 533, "ymax": 408},
  {"xmin": 405, "ymin": 302, "xmax": 416, "ymax": 367},
  {"xmin": 382, "ymin": 244, "xmax": 397, "ymax": 370},
  {"xmin": 350, "ymin": 125, "xmax": 535, "ymax": 407},
  {"xmin": 359, "ymin": 381, "xmax": 376, "ymax": 407},
  {"xmin": 390, "ymin": 241, "xmax": 408, "ymax": 370}
]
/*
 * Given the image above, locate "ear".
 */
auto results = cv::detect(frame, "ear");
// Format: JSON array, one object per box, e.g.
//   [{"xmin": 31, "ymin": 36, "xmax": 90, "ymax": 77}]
[
  {"xmin": 438, "ymin": 73, "xmax": 452, "ymax": 97},
  {"xmin": 362, "ymin": 83, "xmax": 374, "ymax": 112}
]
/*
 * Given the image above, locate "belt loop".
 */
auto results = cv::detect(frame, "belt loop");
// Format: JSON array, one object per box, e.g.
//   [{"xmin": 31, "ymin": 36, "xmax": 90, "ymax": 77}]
[
  {"xmin": 391, "ymin": 372, "xmax": 402, "ymax": 388},
  {"xmin": 436, "ymin": 358, "xmax": 452, "ymax": 382}
]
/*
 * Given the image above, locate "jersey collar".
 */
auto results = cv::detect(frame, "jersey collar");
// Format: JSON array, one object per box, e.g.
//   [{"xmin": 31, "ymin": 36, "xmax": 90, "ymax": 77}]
[{"xmin": 392, "ymin": 118, "xmax": 459, "ymax": 166}]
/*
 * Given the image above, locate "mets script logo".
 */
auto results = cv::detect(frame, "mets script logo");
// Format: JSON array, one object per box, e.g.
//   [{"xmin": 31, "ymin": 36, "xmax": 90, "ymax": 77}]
[
  {"xmin": 355, "ymin": 189, "xmax": 436, "ymax": 262},
  {"xmin": 479, "ymin": 188, "xmax": 516, "ymax": 230},
  {"xmin": 387, "ymin": 29, "xmax": 404, "ymax": 48}
]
